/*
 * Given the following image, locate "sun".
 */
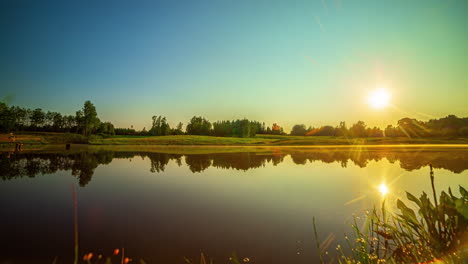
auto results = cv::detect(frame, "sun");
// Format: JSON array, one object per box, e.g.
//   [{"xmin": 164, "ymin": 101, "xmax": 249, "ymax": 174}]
[{"xmin": 367, "ymin": 88, "xmax": 391, "ymax": 109}]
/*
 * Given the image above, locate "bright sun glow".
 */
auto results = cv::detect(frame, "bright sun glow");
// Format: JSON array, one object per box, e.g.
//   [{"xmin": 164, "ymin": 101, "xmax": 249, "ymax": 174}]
[
  {"xmin": 367, "ymin": 88, "xmax": 391, "ymax": 109},
  {"xmin": 378, "ymin": 183, "xmax": 389, "ymax": 196}
]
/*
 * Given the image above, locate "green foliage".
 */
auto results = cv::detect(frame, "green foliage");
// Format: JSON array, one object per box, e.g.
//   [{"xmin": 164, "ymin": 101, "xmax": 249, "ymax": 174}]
[
  {"xmin": 0, "ymin": 101, "xmax": 114, "ymax": 135},
  {"xmin": 186, "ymin": 116, "xmax": 212, "ymax": 135},
  {"xmin": 315, "ymin": 168, "xmax": 468, "ymax": 264},
  {"xmin": 149, "ymin": 115, "xmax": 171, "ymax": 136},
  {"xmin": 76, "ymin": 101, "xmax": 100, "ymax": 136},
  {"xmin": 0, "ymin": 102, "xmax": 15, "ymax": 132},
  {"xmin": 172, "ymin": 122, "xmax": 184, "ymax": 135},
  {"xmin": 213, "ymin": 119, "xmax": 258, "ymax": 137},
  {"xmin": 349, "ymin": 121, "xmax": 367, "ymax": 137},
  {"xmin": 290, "ymin": 124, "xmax": 307, "ymax": 136},
  {"xmin": 31, "ymin": 108, "xmax": 46, "ymax": 129},
  {"xmin": 388, "ymin": 115, "xmax": 468, "ymax": 138},
  {"xmin": 97, "ymin": 122, "xmax": 115, "ymax": 136},
  {"xmin": 114, "ymin": 128, "xmax": 140, "ymax": 135}
]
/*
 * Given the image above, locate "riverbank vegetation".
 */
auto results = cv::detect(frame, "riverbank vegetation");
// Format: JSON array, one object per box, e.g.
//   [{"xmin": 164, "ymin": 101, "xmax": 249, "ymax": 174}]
[
  {"xmin": 314, "ymin": 167, "xmax": 467, "ymax": 264},
  {"xmin": 2, "ymin": 133, "xmax": 468, "ymax": 146},
  {"xmin": 1, "ymin": 101, "xmax": 468, "ymax": 141}
]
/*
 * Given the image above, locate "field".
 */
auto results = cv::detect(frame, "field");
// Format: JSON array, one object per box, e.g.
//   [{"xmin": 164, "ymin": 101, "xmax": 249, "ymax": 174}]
[{"xmin": 2, "ymin": 132, "xmax": 468, "ymax": 147}]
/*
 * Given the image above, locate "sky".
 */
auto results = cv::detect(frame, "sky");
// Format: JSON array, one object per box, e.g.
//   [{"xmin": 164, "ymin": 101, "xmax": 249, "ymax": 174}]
[{"xmin": 1, "ymin": 0, "xmax": 467, "ymax": 131}]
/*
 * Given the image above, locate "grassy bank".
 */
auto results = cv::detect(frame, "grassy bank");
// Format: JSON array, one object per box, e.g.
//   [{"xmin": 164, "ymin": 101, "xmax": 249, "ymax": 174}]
[{"xmin": 2, "ymin": 132, "xmax": 468, "ymax": 146}]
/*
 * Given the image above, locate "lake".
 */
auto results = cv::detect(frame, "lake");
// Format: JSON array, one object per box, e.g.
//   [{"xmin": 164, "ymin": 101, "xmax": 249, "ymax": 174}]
[{"xmin": 1, "ymin": 145, "xmax": 467, "ymax": 264}]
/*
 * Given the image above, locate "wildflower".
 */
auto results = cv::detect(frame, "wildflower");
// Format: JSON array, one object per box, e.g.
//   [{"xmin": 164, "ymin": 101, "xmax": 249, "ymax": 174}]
[
  {"xmin": 355, "ymin": 238, "xmax": 365, "ymax": 243},
  {"xmin": 124, "ymin": 257, "xmax": 131, "ymax": 264},
  {"xmin": 83, "ymin": 253, "xmax": 93, "ymax": 261},
  {"xmin": 243, "ymin": 257, "xmax": 250, "ymax": 262},
  {"xmin": 113, "ymin": 248, "xmax": 120, "ymax": 255}
]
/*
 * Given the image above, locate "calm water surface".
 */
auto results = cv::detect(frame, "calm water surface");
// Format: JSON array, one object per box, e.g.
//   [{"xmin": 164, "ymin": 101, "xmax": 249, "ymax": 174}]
[{"xmin": 1, "ymin": 146, "xmax": 467, "ymax": 263}]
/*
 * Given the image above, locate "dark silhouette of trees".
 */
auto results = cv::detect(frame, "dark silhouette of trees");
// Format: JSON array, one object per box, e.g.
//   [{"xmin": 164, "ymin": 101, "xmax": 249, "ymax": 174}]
[
  {"xmin": 30, "ymin": 108, "xmax": 45, "ymax": 130},
  {"xmin": 115, "ymin": 128, "xmax": 139, "ymax": 135},
  {"xmin": 0, "ymin": 102, "xmax": 15, "ymax": 132}
]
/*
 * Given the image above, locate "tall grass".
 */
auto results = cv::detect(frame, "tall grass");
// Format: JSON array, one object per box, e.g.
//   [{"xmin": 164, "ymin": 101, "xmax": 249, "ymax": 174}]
[{"xmin": 314, "ymin": 165, "xmax": 467, "ymax": 264}]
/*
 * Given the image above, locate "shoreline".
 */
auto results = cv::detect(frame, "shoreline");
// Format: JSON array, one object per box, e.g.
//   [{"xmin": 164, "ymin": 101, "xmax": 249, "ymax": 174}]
[{"xmin": 2, "ymin": 133, "xmax": 468, "ymax": 148}]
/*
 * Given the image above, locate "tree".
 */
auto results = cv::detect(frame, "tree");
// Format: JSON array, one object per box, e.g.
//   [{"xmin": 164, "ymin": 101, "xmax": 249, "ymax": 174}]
[
  {"xmin": 366, "ymin": 126, "xmax": 383, "ymax": 137},
  {"xmin": 149, "ymin": 115, "xmax": 171, "ymax": 136},
  {"xmin": 212, "ymin": 119, "xmax": 258, "ymax": 137},
  {"xmin": 76, "ymin": 101, "xmax": 100, "ymax": 136},
  {"xmin": 290, "ymin": 124, "xmax": 307, "ymax": 136},
  {"xmin": 10, "ymin": 106, "xmax": 28, "ymax": 130},
  {"xmin": 186, "ymin": 116, "xmax": 212, "ymax": 135},
  {"xmin": 30, "ymin": 108, "xmax": 45, "ymax": 130},
  {"xmin": 52, "ymin": 112, "xmax": 64, "ymax": 131},
  {"xmin": 313, "ymin": 125, "xmax": 336, "ymax": 136},
  {"xmin": 336, "ymin": 121, "xmax": 348, "ymax": 137},
  {"xmin": 349, "ymin": 121, "xmax": 367, "ymax": 137},
  {"xmin": 160, "ymin": 117, "xmax": 171, "ymax": 136},
  {"xmin": 0, "ymin": 102, "xmax": 15, "ymax": 132},
  {"xmin": 270, "ymin": 123, "xmax": 284, "ymax": 135},
  {"xmin": 385, "ymin": 125, "xmax": 399, "ymax": 137},
  {"xmin": 397, "ymin": 118, "xmax": 428, "ymax": 138},
  {"xmin": 44, "ymin": 111, "xmax": 54, "ymax": 128},
  {"xmin": 172, "ymin": 122, "xmax": 184, "ymax": 135},
  {"xmin": 63, "ymin": 115, "xmax": 76, "ymax": 132},
  {"xmin": 96, "ymin": 122, "xmax": 115, "ymax": 135}
]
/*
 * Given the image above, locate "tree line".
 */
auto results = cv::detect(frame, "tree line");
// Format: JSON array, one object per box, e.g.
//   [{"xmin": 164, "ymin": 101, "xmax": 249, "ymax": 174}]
[
  {"xmin": 147, "ymin": 116, "xmax": 285, "ymax": 137},
  {"xmin": 0, "ymin": 100, "xmax": 115, "ymax": 136},
  {"xmin": 290, "ymin": 115, "xmax": 468, "ymax": 137},
  {"xmin": 1, "ymin": 100, "xmax": 467, "ymax": 138}
]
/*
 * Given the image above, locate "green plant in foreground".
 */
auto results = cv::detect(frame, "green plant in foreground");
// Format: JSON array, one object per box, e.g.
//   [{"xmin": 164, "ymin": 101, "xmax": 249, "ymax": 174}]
[{"xmin": 315, "ymin": 165, "xmax": 467, "ymax": 264}]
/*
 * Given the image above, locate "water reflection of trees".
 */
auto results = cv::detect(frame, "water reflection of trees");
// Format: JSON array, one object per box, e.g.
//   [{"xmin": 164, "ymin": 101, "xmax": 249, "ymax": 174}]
[
  {"xmin": 0, "ymin": 151, "xmax": 115, "ymax": 186},
  {"xmin": 1, "ymin": 149, "xmax": 467, "ymax": 185},
  {"xmin": 287, "ymin": 150, "xmax": 468, "ymax": 173}
]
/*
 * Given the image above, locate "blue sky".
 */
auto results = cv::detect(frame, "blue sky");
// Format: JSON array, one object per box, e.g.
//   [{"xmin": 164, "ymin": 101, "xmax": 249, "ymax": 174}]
[{"xmin": 1, "ymin": 0, "xmax": 467, "ymax": 130}]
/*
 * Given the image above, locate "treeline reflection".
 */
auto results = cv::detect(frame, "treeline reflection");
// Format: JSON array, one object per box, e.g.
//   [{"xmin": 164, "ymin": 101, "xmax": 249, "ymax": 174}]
[{"xmin": 1, "ymin": 149, "xmax": 467, "ymax": 186}]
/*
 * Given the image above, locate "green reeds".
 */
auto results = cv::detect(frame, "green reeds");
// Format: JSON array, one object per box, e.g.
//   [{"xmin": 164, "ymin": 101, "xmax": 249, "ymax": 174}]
[{"xmin": 315, "ymin": 165, "xmax": 467, "ymax": 263}]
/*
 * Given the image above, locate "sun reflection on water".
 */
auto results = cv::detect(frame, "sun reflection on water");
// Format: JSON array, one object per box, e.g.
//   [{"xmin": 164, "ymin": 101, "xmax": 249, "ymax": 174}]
[{"xmin": 378, "ymin": 183, "xmax": 389, "ymax": 196}]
